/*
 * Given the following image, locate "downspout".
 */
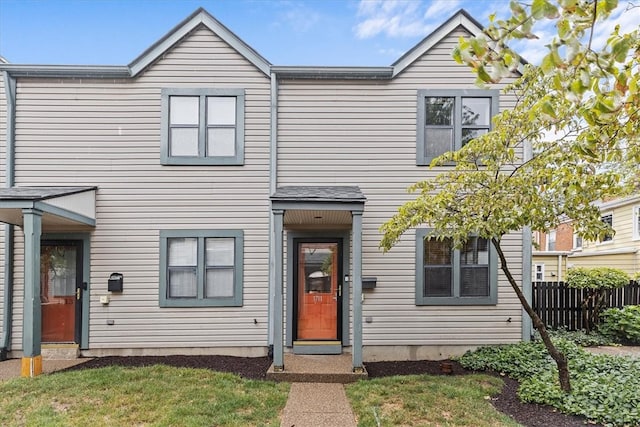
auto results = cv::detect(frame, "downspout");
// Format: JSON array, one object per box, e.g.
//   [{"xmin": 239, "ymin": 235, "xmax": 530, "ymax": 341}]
[
  {"xmin": 1, "ymin": 71, "xmax": 16, "ymax": 360},
  {"xmin": 521, "ymin": 138, "xmax": 533, "ymax": 342},
  {"xmin": 557, "ymin": 254, "xmax": 563, "ymax": 282},
  {"xmin": 267, "ymin": 71, "xmax": 278, "ymax": 349}
]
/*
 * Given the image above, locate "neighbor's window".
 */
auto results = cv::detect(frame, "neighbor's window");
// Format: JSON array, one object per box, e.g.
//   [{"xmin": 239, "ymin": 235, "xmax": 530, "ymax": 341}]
[
  {"xmin": 535, "ymin": 264, "xmax": 544, "ymax": 281},
  {"xmin": 161, "ymin": 88, "xmax": 245, "ymax": 165},
  {"xmin": 415, "ymin": 229, "xmax": 497, "ymax": 305},
  {"xmin": 633, "ymin": 206, "xmax": 640, "ymax": 240},
  {"xmin": 573, "ymin": 232, "xmax": 583, "ymax": 250},
  {"xmin": 547, "ymin": 230, "xmax": 556, "ymax": 251},
  {"xmin": 159, "ymin": 230, "xmax": 243, "ymax": 307},
  {"xmin": 416, "ymin": 89, "xmax": 499, "ymax": 165},
  {"xmin": 600, "ymin": 214, "xmax": 613, "ymax": 242}
]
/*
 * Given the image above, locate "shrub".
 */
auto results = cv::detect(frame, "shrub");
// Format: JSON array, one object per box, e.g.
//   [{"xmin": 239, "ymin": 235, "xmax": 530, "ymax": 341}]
[
  {"xmin": 547, "ymin": 328, "xmax": 612, "ymax": 347},
  {"xmin": 565, "ymin": 267, "xmax": 630, "ymax": 332},
  {"xmin": 459, "ymin": 339, "xmax": 640, "ymax": 426},
  {"xmin": 599, "ymin": 305, "xmax": 640, "ymax": 344}
]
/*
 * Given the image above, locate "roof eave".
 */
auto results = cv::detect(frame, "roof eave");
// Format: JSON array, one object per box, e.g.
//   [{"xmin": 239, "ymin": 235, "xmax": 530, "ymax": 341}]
[
  {"xmin": 272, "ymin": 66, "xmax": 393, "ymax": 80},
  {"xmin": 0, "ymin": 64, "xmax": 130, "ymax": 78}
]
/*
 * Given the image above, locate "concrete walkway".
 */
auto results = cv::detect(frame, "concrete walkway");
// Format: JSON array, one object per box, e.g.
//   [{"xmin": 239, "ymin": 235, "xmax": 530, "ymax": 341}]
[
  {"xmin": 585, "ymin": 345, "xmax": 640, "ymax": 358},
  {"xmin": 280, "ymin": 382, "xmax": 357, "ymax": 427}
]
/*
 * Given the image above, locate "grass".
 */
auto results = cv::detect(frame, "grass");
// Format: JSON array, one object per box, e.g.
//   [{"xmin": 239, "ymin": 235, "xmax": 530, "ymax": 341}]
[
  {"xmin": 345, "ymin": 374, "xmax": 520, "ymax": 427},
  {"xmin": 0, "ymin": 365, "xmax": 289, "ymax": 426}
]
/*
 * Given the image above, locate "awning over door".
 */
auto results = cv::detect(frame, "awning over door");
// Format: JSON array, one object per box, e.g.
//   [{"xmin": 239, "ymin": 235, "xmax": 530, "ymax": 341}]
[
  {"xmin": 0, "ymin": 186, "xmax": 97, "ymax": 228},
  {"xmin": 271, "ymin": 186, "xmax": 366, "ymax": 225}
]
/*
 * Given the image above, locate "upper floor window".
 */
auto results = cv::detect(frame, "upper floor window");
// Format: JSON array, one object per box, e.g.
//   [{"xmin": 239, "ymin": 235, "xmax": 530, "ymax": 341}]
[
  {"xmin": 159, "ymin": 230, "xmax": 244, "ymax": 307},
  {"xmin": 547, "ymin": 230, "xmax": 556, "ymax": 251},
  {"xmin": 415, "ymin": 229, "xmax": 497, "ymax": 305},
  {"xmin": 633, "ymin": 205, "xmax": 640, "ymax": 240},
  {"xmin": 573, "ymin": 233, "xmax": 583, "ymax": 250},
  {"xmin": 600, "ymin": 214, "xmax": 613, "ymax": 243},
  {"xmin": 161, "ymin": 88, "xmax": 245, "ymax": 165},
  {"xmin": 416, "ymin": 89, "xmax": 499, "ymax": 165}
]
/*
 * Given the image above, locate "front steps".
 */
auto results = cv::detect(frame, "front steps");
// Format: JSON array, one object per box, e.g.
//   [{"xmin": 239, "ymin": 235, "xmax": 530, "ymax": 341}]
[
  {"xmin": 266, "ymin": 353, "xmax": 368, "ymax": 383},
  {"xmin": 41, "ymin": 344, "xmax": 80, "ymax": 360}
]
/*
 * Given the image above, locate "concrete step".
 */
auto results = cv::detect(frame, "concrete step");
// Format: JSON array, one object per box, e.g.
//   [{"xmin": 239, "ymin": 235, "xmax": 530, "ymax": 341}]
[
  {"xmin": 41, "ymin": 344, "xmax": 79, "ymax": 360},
  {"xmin": 266, "ymin": 353, "xmax": 368, "ymax": 383}
]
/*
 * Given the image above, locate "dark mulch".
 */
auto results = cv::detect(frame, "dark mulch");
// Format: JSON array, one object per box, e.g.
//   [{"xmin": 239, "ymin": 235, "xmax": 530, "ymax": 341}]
[{"xmin": 63, "ymin": 356, "xmax": 597, "ymax": 427}]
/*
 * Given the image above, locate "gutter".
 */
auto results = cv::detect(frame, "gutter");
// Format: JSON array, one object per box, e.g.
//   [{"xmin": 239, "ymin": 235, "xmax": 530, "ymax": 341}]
[
  {"xmin": 267, "ymin": 72, "xmax": 278, "ymax": 348},
  {"xmin": 1, "ymin": 71, "xmax": 16, "ymax": 360}
]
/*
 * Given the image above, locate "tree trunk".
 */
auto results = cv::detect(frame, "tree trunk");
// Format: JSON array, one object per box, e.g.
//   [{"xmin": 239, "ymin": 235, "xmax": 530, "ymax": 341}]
[{"xmin": 491, "ymin": 238, "xmax": 571, "ymax": 392}]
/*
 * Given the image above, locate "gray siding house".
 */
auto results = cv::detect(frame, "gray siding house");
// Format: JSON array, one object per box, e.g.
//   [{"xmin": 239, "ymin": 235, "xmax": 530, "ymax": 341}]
[{"xmin": 0, "ymin": 8, "xmax": 529, "ymax": 376}]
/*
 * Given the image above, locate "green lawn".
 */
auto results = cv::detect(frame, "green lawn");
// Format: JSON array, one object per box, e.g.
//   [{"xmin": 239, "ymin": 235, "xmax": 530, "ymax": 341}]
[
  {"xmin": 0, "ymin": 365, "xmax": 289, "ymax": 427},
  {"xmin": 346, "ymin": 374, "xmax": 520, "ymax": 427}
]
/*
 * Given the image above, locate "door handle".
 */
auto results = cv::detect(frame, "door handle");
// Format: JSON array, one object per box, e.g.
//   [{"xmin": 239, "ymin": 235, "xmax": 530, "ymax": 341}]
[
  {"xmin": 338, "ymin": 284, "xmax": 342, "ymax": 297},
  {"xmin": 76, "ymin": 288, "xmax": 81, "ymax": 300}
]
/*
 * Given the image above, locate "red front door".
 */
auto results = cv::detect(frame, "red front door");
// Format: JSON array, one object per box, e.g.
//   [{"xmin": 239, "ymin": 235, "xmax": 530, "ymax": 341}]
[
  {"xmin": 295, "ymin": 241, "xmax": 341, "ymax": 341},
  {"xmin": 40, "ymin": 242, "xmax": 83, "ymax": 343}
]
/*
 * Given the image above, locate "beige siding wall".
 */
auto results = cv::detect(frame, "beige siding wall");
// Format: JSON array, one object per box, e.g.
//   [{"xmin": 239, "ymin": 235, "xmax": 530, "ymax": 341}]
[
  {"xmin": 278, "ymin": 27, "xmax": 523, "ymax": 347},
  {"xmin": 532, "ymin": 255, "xmax": 566, "ymax": 281},
  {"xmin": 582, "ymin": 202, "xmax": 640, "ymax": 254},
  {"xmin": 10, "ymin": 27, "xmax": 272, "ymax": 351},
  {"xmin": 567, "ymin": 253, "xmax": 639, "ymax": 276}
]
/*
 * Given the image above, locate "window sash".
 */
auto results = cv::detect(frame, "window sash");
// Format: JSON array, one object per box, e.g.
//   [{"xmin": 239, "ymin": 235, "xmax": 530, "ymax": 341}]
[
  {"xmin": 601, "ymin": 214, "xmax": 613, "ymax": 242},
  {"xmin": 417, "ymin": 89, "xmax": 499, "ymax": 165},
  {"xmin": 161, "ymin": 88, "xmax": 245, "ymax": 165},
  {"xmin": 160, "ymin": 230, "xmax": 243, "ymax": 307},
  {"xmin": 417, "ymin": 229, "xmax": 496, "ymax": 305}
]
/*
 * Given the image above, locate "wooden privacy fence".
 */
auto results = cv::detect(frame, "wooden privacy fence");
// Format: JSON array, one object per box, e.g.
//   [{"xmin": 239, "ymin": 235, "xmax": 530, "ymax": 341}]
[{"xmin": 532, "ymin": 280, "xmax": 640, "ymax": 330}]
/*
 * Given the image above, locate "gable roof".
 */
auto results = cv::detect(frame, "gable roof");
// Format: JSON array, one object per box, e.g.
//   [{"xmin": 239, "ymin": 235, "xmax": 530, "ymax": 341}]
[
  {"xmin": 0, "ymin": 8, "xmax": 517, "ymax": 80},
  {"xmin": 128, "ymin": 7, "xmax": 270, "ymax": 77},
  {"xmin": 392, "ymin": 9, "xmax": 485, "ymax": 77}
]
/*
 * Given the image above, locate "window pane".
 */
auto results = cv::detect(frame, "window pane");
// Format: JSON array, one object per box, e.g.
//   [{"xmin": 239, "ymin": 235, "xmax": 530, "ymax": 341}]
[
  {"xmin": 206, "ymin": 268, "xmax": 234, "ymax": 297},
  {"xmin": 170, "ymin": 128, "xmax": 199, "ymax": 156},
  {"xmin": 168, "ymin": 268, "xmax": 197, "ymax": 297},
  {"xmin": 461, "ymin": 267, "xmax": 489, "ymax": 296},
  {"xmin": 424, "ymin": 238, "xmax": 452, "ymax": 265},
  {"xmin": 170, "ymin": 96, "xmax": 199, "ymax": 125},
  {"xmin": 168, "ymin": 238, "xmax": 197, "ymax": 266},
  {"xmin": 425, "ymin": 97, "xmax": 453, "ymax": 125},
  {"xmin": 207, "ymin": 128, "xmax": 236, "ymax": 157},
  {"xmin": 206, "ymin": 238, "xmax": 234, "ymax": 266},
  {"xmin": 461, "ymin": 128, "xmax": 488, "ymax": 146},
  {"xmin": 425, "ymin": 128, "xmax": 453, "ymax": 158},
  {"xmin": 461, "ymin": 237, "xmax": 489, "ymax": 265},
  {"xmin": 462, "ymin": 98, "xmax": 491, "ymax": 126},
  {"xmin": 425, "ymin": 267, "xmax": 452, "ymax": 296},
  {"xmin": 207, "ymin": 97, "xmax": 236, "ymax": 125}
]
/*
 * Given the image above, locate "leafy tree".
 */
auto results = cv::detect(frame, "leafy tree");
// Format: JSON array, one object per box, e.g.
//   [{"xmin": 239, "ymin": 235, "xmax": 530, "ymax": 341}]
[{"xmin": 381, "ymin": 0, "xmax": 639, "ymax": 393}]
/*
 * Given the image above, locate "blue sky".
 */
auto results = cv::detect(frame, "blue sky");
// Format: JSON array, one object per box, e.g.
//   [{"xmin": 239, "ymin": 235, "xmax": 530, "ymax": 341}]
[{"xmin": 0, "ymin": 0, "xmax": 637, "ymax": 66}]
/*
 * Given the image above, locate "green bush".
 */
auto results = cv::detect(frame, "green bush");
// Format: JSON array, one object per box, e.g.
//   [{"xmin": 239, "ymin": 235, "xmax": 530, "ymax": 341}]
[
  {"xmin": 547, "ymin": 328, "xmax": 612, "ymax": 347},
  {"xmin": 565, "ymin": 267, "xmax": 629, "ymax": 289},
  {"xmin": 599, "ymin": 305, "xmax": 640, "ymax": 344},
  {"xmin": 458, "ymin": 339, "xmax": 640, "ymax": 426}
]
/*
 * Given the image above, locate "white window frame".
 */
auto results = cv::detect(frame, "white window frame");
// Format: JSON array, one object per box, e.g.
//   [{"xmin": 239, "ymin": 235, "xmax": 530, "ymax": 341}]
[
  {"xmin": 534, "ymin": 264, "xmax": 545, "ymax": 281},
  {"xmin": 599, "ymin": 213, "xmax": 614, "ymax": 244},
  {"xmin": 546, "ymin": 230, "xmax": 556, "ymax": 251},
  {"xmin": 161, "ymin": 88, "xmax": 245, "ymax": 165},
  {"xmin": 416, "ymin": 89, "xmax": 499, "ymax": 165},
  {"xmin": 633, "ymin": 205, "xmax": 640, "ymax": 241}
]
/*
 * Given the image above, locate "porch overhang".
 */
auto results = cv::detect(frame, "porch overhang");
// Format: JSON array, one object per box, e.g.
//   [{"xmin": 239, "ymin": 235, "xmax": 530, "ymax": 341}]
[
  {"xmin": 0, "ymin": 186, "xmax": 97, "ymax": 228},
  {"xmin": 270, "ymin": 186, "xmax": 366, "ymax": 373},
  {"xmin": 271, "ymin": 186, "xmax": 365, "ymax": 226}
]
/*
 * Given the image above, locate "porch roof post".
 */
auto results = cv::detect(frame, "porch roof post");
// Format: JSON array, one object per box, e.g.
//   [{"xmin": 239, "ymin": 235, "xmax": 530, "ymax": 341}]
[
  {"xmin": 273, "ymin": 209, "xmax": 284, "ymax": 371},
  {"xmin": 21, "ymin": 208, "xmax": 43, "ymax": 377},
  {"xmin": 352, "ymin": 210, "xmax": 364, "ymax": 372}
]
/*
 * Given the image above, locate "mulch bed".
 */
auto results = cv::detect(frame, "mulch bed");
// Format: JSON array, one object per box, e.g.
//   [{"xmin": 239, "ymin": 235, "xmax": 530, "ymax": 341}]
[{"xmin": 63, "ymin": 356, "xmax": 597, "ymax": 427}]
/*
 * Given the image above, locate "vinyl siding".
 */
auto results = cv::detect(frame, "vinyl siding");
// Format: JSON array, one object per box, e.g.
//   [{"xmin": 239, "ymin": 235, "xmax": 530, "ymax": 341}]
[
  {"xmin": 581, "ymin": 202, "xmax": 640, "ymax": 252},
  {"xmin": 9, "ymin": 26, "xmax": 271, "ymax": 350},
  {"xmin": 568, "ymin": 253, "xmax": 639, "ymax": 276},
  {"xmin": 277, "ymin": 27, "xmax": 523, "ymax": 346}
]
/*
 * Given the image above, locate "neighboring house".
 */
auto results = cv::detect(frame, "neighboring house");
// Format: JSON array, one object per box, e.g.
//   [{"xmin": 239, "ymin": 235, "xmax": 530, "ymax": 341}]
[
  {"xmin": 533, "ymin": 195, "xmax": 640, "ymax": 281},
  {"xmin": 0, "ymin": 8, "xmax": 528, "ymax": 376}
]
